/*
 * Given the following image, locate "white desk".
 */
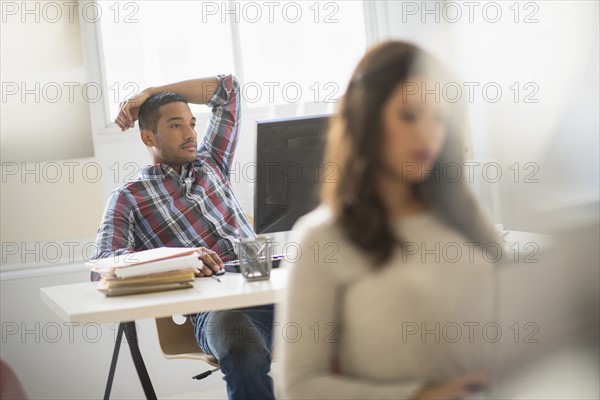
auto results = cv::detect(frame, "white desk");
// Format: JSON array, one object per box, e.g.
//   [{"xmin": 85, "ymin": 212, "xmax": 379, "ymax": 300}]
[
  {"xmin": 40, "ymin": 230, "xmax": 295, "ymax": 324},
  {"xmin": 40, "ymin": 268, "xmax": 288, "ymax": 324},
  {"xmin": 40, "ymin": 231, "xmax": 293, "ymax": 400}
]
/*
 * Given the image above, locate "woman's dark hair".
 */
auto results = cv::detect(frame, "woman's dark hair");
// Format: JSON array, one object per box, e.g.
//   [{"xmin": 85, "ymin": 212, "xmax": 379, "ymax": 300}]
[{"xmin": 321, "ymin": 40, "xmax": 501, "ymax": 267}]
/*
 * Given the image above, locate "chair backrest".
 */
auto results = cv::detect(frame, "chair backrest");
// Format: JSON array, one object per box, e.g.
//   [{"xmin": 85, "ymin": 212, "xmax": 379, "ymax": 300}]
[{"xmin": 155, "ymin": 316, "xmax": 219, "ymax": 366}]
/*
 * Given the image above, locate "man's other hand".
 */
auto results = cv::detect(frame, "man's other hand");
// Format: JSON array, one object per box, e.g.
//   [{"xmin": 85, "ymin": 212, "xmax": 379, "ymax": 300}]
[{"xmin": 194, "ymin": 247, "xmax": 225, "ymax": 277}]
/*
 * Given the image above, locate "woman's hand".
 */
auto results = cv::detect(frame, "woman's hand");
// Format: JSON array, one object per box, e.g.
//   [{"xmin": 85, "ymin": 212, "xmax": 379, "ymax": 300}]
[
  {"xmin": 413, "ymin": 371, "xmax": 490, "ymax": 400},
  {"xmin": 115, "ymin": 90, "xmax": 151, "ymax": 131}
]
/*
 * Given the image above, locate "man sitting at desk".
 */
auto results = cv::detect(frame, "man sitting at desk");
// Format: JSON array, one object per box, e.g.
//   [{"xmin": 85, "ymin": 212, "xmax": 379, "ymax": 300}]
[{"xmin": 90, "ymin": 74, "xmax": 275, "ymax": 400}]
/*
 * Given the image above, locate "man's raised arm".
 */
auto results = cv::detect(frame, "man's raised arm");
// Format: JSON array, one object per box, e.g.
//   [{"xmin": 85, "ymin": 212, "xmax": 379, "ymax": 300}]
[{"xmin": 115, "ymin": 76, "xmax": 219, "ymax": 130}]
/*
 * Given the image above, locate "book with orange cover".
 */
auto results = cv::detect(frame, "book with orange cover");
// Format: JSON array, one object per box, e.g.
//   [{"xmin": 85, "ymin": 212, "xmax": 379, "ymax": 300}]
[{"xmin": 97, "ymin": 269, "xmax": 196, "ymax": 296}]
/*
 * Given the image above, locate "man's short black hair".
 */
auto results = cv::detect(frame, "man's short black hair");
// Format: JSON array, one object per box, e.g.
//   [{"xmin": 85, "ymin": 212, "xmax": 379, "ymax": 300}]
[{"xmin": 138, "ymin": 91, "xmax": 188, "ymax": 133}]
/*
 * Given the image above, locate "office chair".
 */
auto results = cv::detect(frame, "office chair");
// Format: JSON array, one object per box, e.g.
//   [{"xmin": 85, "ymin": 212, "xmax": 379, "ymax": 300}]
[
  {"xmin": 155, "ymin": 213, "xmax": 261, "ymax": 381},
  {"xmin": 155, "ymin": 316, "xmax": 220, "ymax": 380}
]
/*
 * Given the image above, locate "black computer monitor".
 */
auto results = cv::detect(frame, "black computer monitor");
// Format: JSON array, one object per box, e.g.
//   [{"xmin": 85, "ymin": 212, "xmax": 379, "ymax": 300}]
[{"xmin": 254, "ymin": 114, "xmax": 331, "ymax": 233}]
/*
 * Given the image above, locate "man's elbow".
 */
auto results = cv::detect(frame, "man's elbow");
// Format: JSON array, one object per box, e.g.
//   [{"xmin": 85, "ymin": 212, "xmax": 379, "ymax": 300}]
[{"xmin": 226, "ymin": 74, "xmax": 239, "ymax": 95}]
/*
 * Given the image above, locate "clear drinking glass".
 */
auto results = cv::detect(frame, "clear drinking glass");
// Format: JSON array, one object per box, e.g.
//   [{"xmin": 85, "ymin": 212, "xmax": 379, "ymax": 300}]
[{"xmin": 236, "ymin": 236, "xmax": 272, "ymax": 281}]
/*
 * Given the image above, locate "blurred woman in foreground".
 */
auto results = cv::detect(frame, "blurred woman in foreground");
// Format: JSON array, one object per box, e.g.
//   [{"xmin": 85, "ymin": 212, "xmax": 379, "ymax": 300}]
[{"xmin": 278, "ymin": 41, "xmax": 503, "ymax": 399}]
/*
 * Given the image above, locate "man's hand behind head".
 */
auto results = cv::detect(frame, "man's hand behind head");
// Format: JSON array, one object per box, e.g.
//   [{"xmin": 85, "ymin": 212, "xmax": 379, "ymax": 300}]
[{"xmin": 115, "ymin": 90, "xmax": 151, "ymax": 132}]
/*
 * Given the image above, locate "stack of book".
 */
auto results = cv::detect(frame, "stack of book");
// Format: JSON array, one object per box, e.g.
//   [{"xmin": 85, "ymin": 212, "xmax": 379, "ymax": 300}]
[{"xmin": 87, "ymin": 247, "xmax": 204, "ymax": 296}]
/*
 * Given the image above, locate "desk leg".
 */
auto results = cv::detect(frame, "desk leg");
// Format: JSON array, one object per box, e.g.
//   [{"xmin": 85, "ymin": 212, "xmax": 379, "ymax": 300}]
[
  {"xmin": 103, "ymin": 322, "xmax": 157, "ymax": 400},
  {"xmin": 123, "ymin": 322, "xmax": 157, "ymax": 399},
  {"xmin": 103, "ymin": 323, "xmax": 123, "ymax": 400}
]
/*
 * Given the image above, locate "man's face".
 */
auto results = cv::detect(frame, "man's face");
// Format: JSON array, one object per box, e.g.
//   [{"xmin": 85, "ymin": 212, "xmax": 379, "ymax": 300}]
[{"xmin": 142, "ymin": 102, "xmax": 198, "ymax": 169}]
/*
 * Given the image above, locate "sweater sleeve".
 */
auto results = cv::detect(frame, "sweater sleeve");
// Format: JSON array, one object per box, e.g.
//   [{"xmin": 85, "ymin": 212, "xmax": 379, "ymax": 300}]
[{"xmin": 278, "ymin": 224, "xmax": 429, "ymax": 399}]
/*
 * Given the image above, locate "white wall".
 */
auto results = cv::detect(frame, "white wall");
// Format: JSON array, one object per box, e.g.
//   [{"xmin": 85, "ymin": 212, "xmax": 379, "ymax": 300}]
[{"xmin": 0, "ymin": 1, "xmax": 94, "ymax": 163}]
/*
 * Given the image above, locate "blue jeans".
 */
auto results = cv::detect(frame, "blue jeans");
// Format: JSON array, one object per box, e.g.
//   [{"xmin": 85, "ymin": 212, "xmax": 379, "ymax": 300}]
[{"xmin": 192, "ymin": 304, "xmax": 275, "ymax": 400}]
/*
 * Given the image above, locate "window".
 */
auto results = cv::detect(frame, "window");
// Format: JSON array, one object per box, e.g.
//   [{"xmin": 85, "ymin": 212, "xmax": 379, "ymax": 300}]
[
  {"xmin": 98, "ymin": 1, "xmax": 236, "ymax": 121},
  {"xmin": 236, "ymin": 1, "xmax": 367, "ymax": 107},
  {"xmin": 97, "ymin": 0, "xmax": 368, "ymax": 126}
]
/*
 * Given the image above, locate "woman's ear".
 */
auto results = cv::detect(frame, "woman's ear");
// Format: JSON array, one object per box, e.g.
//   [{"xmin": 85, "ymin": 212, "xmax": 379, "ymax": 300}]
[{"xmin": 140, "ymin": 129, "xmax": 155, "ymax": 147}]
